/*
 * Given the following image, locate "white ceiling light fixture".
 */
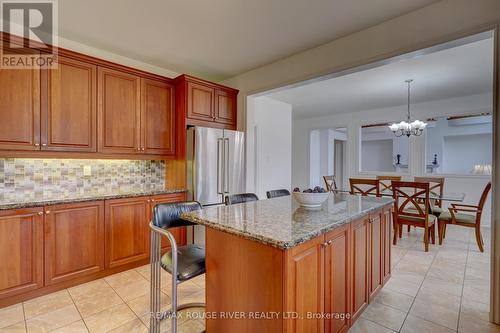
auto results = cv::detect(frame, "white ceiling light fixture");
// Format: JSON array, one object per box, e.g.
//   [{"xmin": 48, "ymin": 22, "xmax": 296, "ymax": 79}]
[{"xmin": 389, "ymin": 79, "xmax": 427, "ymax": 137}]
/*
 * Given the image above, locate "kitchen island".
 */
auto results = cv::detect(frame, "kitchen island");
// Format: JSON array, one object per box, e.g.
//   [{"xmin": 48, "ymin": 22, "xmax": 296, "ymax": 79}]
[{"xmin": 182, "ymin": 193, "xmax": 393, "ymax": 333}]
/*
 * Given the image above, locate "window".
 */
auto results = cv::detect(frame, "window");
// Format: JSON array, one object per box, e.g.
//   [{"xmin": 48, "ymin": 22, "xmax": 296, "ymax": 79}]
[
  {"xmin": 360, "ymin": 124, "xmax": 410, "ymax": 173},
  {"xmin": 425, "ymin": 114, "xmax": 492, "ymax": 175}
]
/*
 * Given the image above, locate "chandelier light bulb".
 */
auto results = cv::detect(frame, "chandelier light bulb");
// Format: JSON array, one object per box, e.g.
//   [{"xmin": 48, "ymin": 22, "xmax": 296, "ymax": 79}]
[{"xmin": 389, "ymin": 80, "xmax": 427, "ymax": 137}]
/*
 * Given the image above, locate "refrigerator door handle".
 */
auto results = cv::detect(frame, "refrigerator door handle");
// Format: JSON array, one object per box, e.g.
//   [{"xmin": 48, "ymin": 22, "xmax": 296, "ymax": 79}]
[
  {"xmin": 224, "ymin": 137, "xmax": 230, "ymax": 193},
  {"xmin": 217, "ymin": 138, "xmax": 224, "ymax": 195}
]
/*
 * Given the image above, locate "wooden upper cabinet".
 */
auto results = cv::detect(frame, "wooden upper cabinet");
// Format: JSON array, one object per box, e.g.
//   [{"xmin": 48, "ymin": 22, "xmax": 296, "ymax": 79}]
[
  {"xmin": 285, "ymin": 236, "xmax": 325, "ymax": 333},
  {"xmin": 187, "ymin": 81, "xmax": 214, "ymax": 122},
  {"xmin": 351, "ymin": 216, "xmax": 369, "ymax": 322},
  {"xmin": 98, "ymin": 67, "xmax": 141, "ymax": 154},
  {"xmin": 0, "ymin": 208, "xmax": 44, "ymax": 298},
  {"xmin": 214, "ymin": 89, "xmax": 236, "ymax": 127},
  {"xmin": 44, "ymin": 201, "xmax": 104, "ymax": 285},
  {"xmin": 0, "ymin": 62, "xmax": 41, "ymax": 150},
  {"xmin": 325, "ymin": 225, "xmax": 350, "ymax": 333},
  {"xmin": 177, "ymin": 75, "xmax": 238, "ymax": 130},
  {"xmin": 105, "ymin": 197, "xmax": 149, "ymax": 268},
  {"xmin": 369, "ymin": 210, "xmax": 383, "ymax": 300},
  {"xmin": 43, "ymin": 56, "xmax": 97, "ymax": 151},
  {"xmin": 141, "ymin": 78, "xmax": 175, "ymax": 155}
]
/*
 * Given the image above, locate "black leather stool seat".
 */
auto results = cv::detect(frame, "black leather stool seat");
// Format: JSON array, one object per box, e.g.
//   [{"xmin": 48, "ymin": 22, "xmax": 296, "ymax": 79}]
[{"xmin": 160, "ymin": 244, "xmax": 206, "ymax": 282}]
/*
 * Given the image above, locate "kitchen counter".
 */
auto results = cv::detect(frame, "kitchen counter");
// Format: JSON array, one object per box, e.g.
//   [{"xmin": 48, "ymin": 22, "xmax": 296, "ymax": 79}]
[
  {"xmin": 0, "ymin": 187, "xmax": 187, "ymax": 210},
  {"xmin": 182, "ymin": 193, "xmax": 393, "ymax": 249}
]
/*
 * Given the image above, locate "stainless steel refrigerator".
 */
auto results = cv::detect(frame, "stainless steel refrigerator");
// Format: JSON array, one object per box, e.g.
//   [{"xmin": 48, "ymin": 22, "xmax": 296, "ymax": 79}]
[{"xmin": 186, "ymin": 127, "xmax": 245, "ymax": 243}]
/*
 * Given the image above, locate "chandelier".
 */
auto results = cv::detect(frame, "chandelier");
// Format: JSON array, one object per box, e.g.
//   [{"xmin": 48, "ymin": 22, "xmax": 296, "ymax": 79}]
[{"xmin": 389, "ymin": 79, "xmax": 427, "ymax": 137}]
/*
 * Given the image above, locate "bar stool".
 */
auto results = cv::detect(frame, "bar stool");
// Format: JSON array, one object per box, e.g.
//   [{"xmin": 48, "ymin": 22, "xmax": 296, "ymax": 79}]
[
  {"xmin": 149, "ymin": 201, "xmax": 205, "ymax": 333},
  {"xmin": 266, "ymin": 189, "xmax": 291, "ymax": 199},
  {"xmin": 224, "ymin": 193, "xmax": 259, "ymax": 205}
]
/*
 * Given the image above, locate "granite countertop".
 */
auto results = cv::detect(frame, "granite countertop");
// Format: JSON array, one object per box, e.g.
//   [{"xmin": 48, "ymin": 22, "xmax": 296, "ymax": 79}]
[
  {"xmin": 182, "ymin": 193, "xmax": 393, "ymax": 249},
  {"xmin": 0, "ymin": 187, "xmax": 188, "ymax": 210}
]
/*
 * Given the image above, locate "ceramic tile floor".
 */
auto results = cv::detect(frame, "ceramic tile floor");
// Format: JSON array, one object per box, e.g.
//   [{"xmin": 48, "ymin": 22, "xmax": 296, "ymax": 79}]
[
  {"xmin": 0, "ymin": 225, "xmax": 498, "ymax": 333},
  {"xmin": 0, "ymin": 266, "xmax": 205, "ymax": 333},
  {"xmin": 349, "ymin": 225, "xmax": 499, "ymax": 333}
]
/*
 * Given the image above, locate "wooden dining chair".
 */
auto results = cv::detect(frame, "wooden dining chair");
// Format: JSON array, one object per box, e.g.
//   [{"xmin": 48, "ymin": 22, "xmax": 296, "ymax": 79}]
[
  {"xmin": 349, "ymin": 178, "xmax": 381, "ymax": 197},
  {"xmin": 438, "ymin": 182, "xmax": 491, "ymax": 252},
  {"xmin": 376, "ymin": 175, "xmax": 402, "ymax": 193},
  {"xmin": 323, "ymin": 175, "xmax": 338, "ymax": 192},
  {"xmin": 414, "ymin": 176, "xmax": 445, "ymax": 216},
  {"xmin": 392, "ymin": 181, "xmax": 436, "ymax": 252}
]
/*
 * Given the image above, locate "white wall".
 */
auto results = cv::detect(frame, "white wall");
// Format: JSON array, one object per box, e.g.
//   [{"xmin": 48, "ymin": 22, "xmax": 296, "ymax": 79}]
[
  {"xmin": 254, "ymin": 96, "xmax": 292, "ymax": 199},
  {"xmin": 361, "ymin": 139, "xmax": 394, "ymax": 172},
  {"xmin": 443, "ymin": 134, "xmax": 492, "ymax": 174},
  {"xmin": 292, "ymin": 93, "xmax": 493, "ymax": 225}
]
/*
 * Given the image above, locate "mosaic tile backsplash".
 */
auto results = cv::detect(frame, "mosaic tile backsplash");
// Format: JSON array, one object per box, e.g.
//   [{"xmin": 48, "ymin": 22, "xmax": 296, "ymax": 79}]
[{"xmin": 0, "ymin": 158, "xmax": 166, "ymax": 202}]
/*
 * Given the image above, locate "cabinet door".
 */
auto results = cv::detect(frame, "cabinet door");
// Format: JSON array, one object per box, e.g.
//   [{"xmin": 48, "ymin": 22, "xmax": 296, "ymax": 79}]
[
  {"xmin": 383, "ymin": 208, "xmax": 392, "ymax": 283},
  {"xmin": 0, "ymin": 61, "xmax": 41, "ymax": 150},
  {"xmin": 214, "ymin": 89, "xmax": 236, "ymax": 127},
  {"xmin": 285, "ymin": 236, "xmax": 325, "ymax": 333},
  {"xmin": 44, "ymin": 201, "xmax": 104, "ymax": 285},
  {"xmin": 98, "ymin": 67, "xmax": 141, "ymax": 154},
  {"xmin": 369, "ymin": 210, "xmax": 383, "ymax": 300},
  {"xmin": 0, "ymin": 208, "xmax": 44, "ymax": 298},
  {"xmin": 187, "ymin": 81, "xmax": 214, "ymax": 122},
  {"xmin": 42, "ymin": 56, "xmax": 97, "ymax": 151},
  {"xmin": 141, "ymin": 78, "xmax": 175, "ymax": 155},
  {"xmin": 148, "ymin": 193, "xmax": 187, "ymax": 251},
  {"xmin": 105, "ymin": 197, "xmax": 149, "ymax": 268},
  {"xmin": 325, "ymin": 225, "xmax": 350, "ymax": 333},
  {"xmin": 351, "ymin": 217, "xmax": 369, "ymax": 322}
]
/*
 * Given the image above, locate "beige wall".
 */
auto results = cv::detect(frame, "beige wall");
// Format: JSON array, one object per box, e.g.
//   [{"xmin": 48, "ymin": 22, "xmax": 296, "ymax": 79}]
[
  {"xmin": 221, "ymin": 0, "xmax": 500, "ymax": 323},
  {"xmin": 222, "ymin": 0, "xmax": 500, "ymax": 131}
]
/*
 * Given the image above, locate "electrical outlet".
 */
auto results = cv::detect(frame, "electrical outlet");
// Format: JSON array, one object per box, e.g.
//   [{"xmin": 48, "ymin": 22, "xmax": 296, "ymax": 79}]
[{"xmin": 83, "ymin": 165, "xmax": 91, "ymax": 176}]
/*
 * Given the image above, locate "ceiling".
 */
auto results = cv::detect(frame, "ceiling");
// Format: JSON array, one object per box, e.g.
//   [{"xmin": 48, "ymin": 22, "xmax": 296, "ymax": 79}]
[
  {"xmin": 266, "ymin": 36, "xmax": 494, "ymax": 119},
  {"xmin": 56, "ymin": 0, "xmax": 439, "ymax": 80}
]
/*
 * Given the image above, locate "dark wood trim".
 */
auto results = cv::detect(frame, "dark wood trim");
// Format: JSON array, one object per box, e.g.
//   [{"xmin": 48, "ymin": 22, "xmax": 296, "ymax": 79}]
[
  {"xmin": 0, "ymin": 150, "xmax": 174, "ymax": 160},
  {"xmin": 174, "ymin": 74, "xmax": 239, "ymax": 93}
]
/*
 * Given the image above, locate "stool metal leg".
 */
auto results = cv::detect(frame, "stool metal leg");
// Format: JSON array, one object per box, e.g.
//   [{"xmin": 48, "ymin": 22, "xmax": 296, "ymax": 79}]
[
  {"xmin": 150, "ymin": 223, "xmax": 206, "ymax": 333},
  {"xmin": 150, "ymin": 229, "xmax": 161, "ymax": 333}
]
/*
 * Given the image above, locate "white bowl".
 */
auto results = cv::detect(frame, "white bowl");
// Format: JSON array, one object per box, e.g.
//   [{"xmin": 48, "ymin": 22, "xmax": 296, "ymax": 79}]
[{"xmin": 292, "ymin": 192, "xmax": 329, "ymax": 208}]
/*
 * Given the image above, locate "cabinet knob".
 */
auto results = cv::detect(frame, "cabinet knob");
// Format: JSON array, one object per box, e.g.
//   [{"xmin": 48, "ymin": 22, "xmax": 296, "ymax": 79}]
[
  {"xmin": 151, "ymin": 199, "xmax": 155, "ymax": 202},
  {"xmin": 147, "ymin": 199, "xmax": 151, "ymax": 203},
  {"xmin": 37, "ymin": 211, "xmax": 43, "ymax": 216},
  {"xmin": 137, "ymin": 148, "xmax": 141, "ymax": 151},
  {"xmin": 141, "ymin": 147, "xmax": 145, "ymax": 151},
  {"xmin": 42, "ymin": 143, "xmax": 47, "ymax": 147},
  {"xmin": 322, "ymin": 240, "xmax": 332, "ymax": 247},
  {"xmin": 45, "ymin": 210, "xmax": 51, "ymax": 214},
  {"xmin": 34, "ymin": 143, "xmax": 40, "ymax": 147}
]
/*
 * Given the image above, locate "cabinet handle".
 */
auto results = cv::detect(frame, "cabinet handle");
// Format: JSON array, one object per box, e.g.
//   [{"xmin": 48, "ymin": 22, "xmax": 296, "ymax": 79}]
[
  {"xmin": 42, "ymin": 143, "xmax": 47, "ymax": 147},
  {"xmin": 34, "ymin": 143, "xmax": 40, "ymax": 147},
  {"xmin": 37, "ymin": 211, "xmax": 43, "ymax": 216},
  {"xmin": 45, "ymin": 210, "xmax": 51, "ymax": 214}
]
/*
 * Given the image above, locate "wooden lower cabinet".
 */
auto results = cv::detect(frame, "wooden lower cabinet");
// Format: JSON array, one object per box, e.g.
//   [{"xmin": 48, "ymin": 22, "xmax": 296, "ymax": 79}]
[
  {"xmin": 44, "ymin": 201, "xmax": 104, "ymax": 285},
  {"xmin": 0, "ymin": 208, "xmax": 44, "ymax": 298},
  {"xmin": 369, "ymin": 210, "xmax": 384, "ymax": 300},
  {"xmin": 105, "ymin": 197, "xmax": 150, "ymax": 268},
  {"xmin": 205, "ymin": 206, "xmax": 392, "ymax": 332},
  {"xmin": 383, "ymin": 207, "xmax": 392, "ymax": 283},
  {"xmin": 351, "ymin": 216, "xmax": 370, "ymax": 322},
  {"xmin": 285, "ymin": 236, "xmax": 325, "ymax": 333},
  {"xmin": 325, "ymin": 224, "xmax": 351, "ymax": 333}
]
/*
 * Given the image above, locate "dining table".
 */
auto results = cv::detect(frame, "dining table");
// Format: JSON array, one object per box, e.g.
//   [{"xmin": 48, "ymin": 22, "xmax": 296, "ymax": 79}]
[{"xmin": 334, "ymin": 189, "xmax": 466, "ymax": 202}]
